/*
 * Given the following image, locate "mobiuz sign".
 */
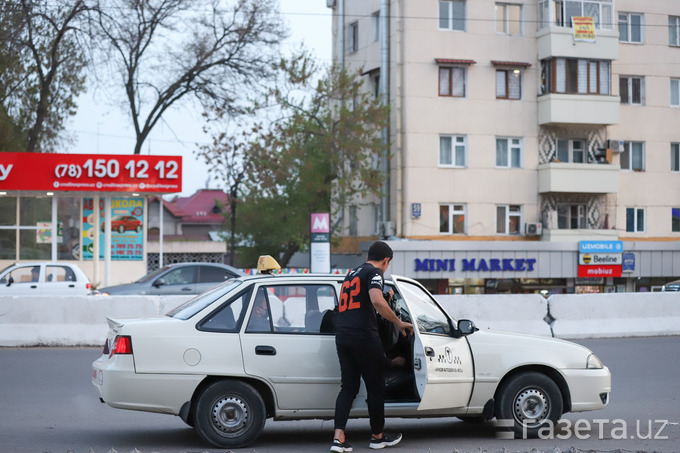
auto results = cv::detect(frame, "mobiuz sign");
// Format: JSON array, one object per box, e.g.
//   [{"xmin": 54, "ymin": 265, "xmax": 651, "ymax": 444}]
[{"xmin": 415, "ymin": 258, "xmax": 537, "ymax": 272}]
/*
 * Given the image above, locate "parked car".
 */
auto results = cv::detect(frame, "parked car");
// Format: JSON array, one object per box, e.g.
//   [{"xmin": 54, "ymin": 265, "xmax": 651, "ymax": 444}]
[
  {"xmin": 661, "ymin": 279, "xmax": 680, "ymax": 291},
  {"xmin": 98, "ymin": 262, "xmax": 243, "ymax": 296},
  {"xmin": 0, "ymin": 262, "xmax": 92, "ymax": 295},
  {"xmin": 92, "ymin": 258, "xmax": 611, "ymax": 448},
  {"xmin": 100, "ymin": 215, "xmax": 142, "ymax": 233}
]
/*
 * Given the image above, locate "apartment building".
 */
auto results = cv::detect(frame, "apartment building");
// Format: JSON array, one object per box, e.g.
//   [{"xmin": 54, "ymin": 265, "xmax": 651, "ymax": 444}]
[{"xmin": 328, "ymin": 0, "xmax": 680, "ymax": 293}]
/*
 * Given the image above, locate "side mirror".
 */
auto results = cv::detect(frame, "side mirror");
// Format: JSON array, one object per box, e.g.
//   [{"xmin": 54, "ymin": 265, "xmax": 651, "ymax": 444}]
[
  {"xmin": 153, "ymin": 278, "xmax": 166, "ymax": 288},
  {"xmin": 5, "ymin": 275, "xmax": 14, "ymax": 287},
  {"xmin": 457, "ymin": 319, "xmax": 478, "ymax": 336}
]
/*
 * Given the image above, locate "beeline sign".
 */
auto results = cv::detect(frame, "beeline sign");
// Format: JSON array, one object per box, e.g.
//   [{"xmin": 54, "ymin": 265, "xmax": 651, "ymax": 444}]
[{"xmin": 0, "ymin": 152, "xmax": 182, "ymax": 193}]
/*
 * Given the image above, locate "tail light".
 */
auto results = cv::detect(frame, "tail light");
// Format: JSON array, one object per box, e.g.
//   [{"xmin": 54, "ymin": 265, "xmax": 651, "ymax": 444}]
[
  {"xmin": 110, "ymin": 335, "xmax": 133, "ymax": 357},
  {"xmin": 86, "ymin": 283, "xmax": 93, "ymax": 290}
]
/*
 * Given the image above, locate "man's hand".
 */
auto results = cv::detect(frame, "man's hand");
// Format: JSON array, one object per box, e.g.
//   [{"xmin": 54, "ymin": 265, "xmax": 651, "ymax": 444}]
[{"xmin": 397, "ymin": 320, "xmax": 414, "ymax": 337}]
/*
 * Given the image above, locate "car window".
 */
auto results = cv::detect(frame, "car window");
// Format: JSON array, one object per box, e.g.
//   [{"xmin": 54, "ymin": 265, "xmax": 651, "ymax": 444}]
[
  {"xmin": 198, "ymin": 265, "xmax": 235, "ymax": 283},
  {"xmin": 198, "ymin": 286, "xmax": 252, "ymax": 332},
  {"xmin": 167, "ymin": 279, "xmax": 243, "ymax": 319},
  {"xmin": 245, "ymin": 287, "xmax": 273, "ymax": 333},
  {"xmin": 161, "ymin": 266, "xmax": 196, "ymax": 285},
  {"xmin": 45, "ymin": 265, "xmax": 76, "ymax": 282},
  {"xmin": 246, "ymin": 284, "xmax": 338, "ymax": 334},
  {"xmin": 5, "ymin": 266, "xmax": 41, "ymax": 284},
  {"xmin": 135, "ymin": 266, "xmax": 169, "ymax": 283},
  {"xmin": 397, "ymin": 280, "xmax": 453, "ymax": 336}
]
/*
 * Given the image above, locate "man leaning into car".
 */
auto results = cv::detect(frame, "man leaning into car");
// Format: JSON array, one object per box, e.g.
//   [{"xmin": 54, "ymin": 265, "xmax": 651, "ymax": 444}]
[{"xmin": 331, "ymin": 241, "xmax": 414, "ymax": 452}]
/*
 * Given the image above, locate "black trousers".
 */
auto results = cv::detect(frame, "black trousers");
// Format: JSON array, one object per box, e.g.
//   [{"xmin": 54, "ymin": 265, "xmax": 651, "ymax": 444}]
[{"xmin": 334, "ymin": 335, "xmax": 386, "ymax": 434}]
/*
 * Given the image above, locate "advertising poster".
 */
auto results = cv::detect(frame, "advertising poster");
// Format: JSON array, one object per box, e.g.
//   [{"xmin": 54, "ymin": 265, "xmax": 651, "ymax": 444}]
[{"xmin": 82, "ymin": 197, "xmax": 144, "ymax": 260}]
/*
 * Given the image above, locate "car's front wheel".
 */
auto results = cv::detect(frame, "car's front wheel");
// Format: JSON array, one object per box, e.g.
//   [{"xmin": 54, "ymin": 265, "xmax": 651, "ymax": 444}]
[
  {"xmin": 193, "ymin": 380, "xmax": 266, "ymax": 448},
  {"xmin": 495, "ymin": 371, "xmax": 563, "ymax": 439},
  {"xmin": 118, "ymin": 225, "xmax": 125, "ymax": 233}
]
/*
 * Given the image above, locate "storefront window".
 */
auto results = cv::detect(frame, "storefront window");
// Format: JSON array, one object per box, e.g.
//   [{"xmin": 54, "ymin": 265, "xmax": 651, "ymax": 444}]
[
  {"xmin": 0, "ymin": 229, "xmax": 16, "ymax": 259},
  {"xmin": 19, "ymin": 229, "xmax": 50, "ymax": 260},
  {"xmin": 58, "ymin": 197, "xmax": 81, "ymax": 260},
  {"xmin": 0, "ymin": 197, "xmax": 16, "ymax": 226},
  {"xmin": 19, "ymin": 197, "xmax": 51, "ymax": 226}
]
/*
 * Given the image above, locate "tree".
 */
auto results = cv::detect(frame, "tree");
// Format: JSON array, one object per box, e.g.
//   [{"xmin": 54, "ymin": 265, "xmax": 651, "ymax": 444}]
[
  {"xmin": 94, "ymin": 0, "xmax": 286, "ymax": 155},
  {"xmin": 230, "ymin": 56, "xmax": 389, "ymax": 267},
  {"xmin": 0, "ymin": 0, "xmax": 91, "ymax": 152}
]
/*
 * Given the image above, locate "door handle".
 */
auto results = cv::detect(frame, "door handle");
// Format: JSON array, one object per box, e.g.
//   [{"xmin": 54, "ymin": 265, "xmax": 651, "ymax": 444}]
[
  {"xmin": 424, "ymin": 346, "xmax": 435, "ymax": 357},
  {"xmin": 30, "ymin": 285, "xmax": 38, "ymax": 289},
  {"xmin": 255, "ymin": 345, "xmax": 277, "ymax": 356},
  {"xmin": 68, "ymin": 284, "xmax": 75, "ymax": 288}
]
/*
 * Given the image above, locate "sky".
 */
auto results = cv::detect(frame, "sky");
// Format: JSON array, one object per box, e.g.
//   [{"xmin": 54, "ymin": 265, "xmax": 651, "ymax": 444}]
[{"xmin": 68, "ymin": 1, "xmax": 333, "ymax": 198}]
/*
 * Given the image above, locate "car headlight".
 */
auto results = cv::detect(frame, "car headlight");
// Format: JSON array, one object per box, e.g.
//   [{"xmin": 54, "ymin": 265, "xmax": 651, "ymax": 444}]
[{"xmin": 586, "ymin": 353, "xmax": 603, "ymax": 369}]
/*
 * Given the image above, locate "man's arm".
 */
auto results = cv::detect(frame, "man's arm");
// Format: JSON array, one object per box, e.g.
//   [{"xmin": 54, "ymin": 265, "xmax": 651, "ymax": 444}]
[{"xmin": 369, "ymin": 288, "xmax": 414, "ymax": 336}]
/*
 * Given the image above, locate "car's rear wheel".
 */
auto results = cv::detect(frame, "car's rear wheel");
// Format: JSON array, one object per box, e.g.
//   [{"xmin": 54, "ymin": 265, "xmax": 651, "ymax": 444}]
[
  {"xmin": 118, "ymin": 225, "xmax": 125, "ymax": 233},
  {"xmin": 495, "ymin": 372, "xmax": 562, "ymax": 439},
  {"xmin": 193, "ymin": 380, "xmax": 266, "ymax": 448}
]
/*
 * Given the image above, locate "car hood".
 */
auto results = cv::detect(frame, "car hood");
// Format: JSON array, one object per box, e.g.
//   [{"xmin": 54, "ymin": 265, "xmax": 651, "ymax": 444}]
[{"xmin": 466, "ymin": 328, "xmax": 598, "ymax": 372}]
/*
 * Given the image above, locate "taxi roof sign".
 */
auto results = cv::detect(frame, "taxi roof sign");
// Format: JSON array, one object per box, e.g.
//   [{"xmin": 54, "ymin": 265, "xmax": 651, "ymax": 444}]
[{"xmin": 257, "ymin": 255, "xmax": 281, "ymax": 274}]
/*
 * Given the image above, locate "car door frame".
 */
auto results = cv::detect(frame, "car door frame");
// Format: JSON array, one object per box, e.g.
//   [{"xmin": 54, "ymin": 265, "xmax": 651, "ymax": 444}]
[{"xmin": 391, "ymin": 275, "xmax": 475, "ymax": 411}]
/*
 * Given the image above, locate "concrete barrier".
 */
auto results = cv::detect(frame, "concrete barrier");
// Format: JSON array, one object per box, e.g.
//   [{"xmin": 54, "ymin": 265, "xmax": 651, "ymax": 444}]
[
  {"xmin": 549, "ymin": 292, "xmax": 680, "ymax": 339},
  {"xmin": 2, "ymin": 292, "xmax": 679, "ymax": 346},
  {"xmin": 435, "ymin": 294, "xmax": 553, "ymax": 337},
  {"xmin": 0, "ymin": 295, "xmax": 191, "ymax": 347}
]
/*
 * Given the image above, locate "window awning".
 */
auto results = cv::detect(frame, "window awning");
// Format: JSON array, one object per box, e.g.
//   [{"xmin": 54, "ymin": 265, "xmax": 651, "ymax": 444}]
[
  {"xmin": 491, "ymin": 60, "xmax": 532, "ymax": 67},
  {"xmin": 435, "ymin": 58, "xmax": 476, "ymax": 65}
]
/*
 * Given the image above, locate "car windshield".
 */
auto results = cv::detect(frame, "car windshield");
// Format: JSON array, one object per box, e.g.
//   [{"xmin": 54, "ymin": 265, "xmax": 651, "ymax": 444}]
[
  {"xmin": 397, "ymin": 279, "xmax": 453, "ymax": 336},
  {"xmin": 135, "ymin": 266, "xmax": 171, "ymax": 283},
  {"xmin": 167, "ymin": 279, "xmax": 243, "ymax": 319}
]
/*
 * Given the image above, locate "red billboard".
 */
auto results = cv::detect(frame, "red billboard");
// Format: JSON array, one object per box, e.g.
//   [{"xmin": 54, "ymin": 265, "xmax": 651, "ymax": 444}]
[
  {"xmin": 0, "ymin": 152, "xmax": 182, "ymax": 193},
  {"xmin": 577, "ymin": 265, "xmax": 622, "ymax": 278}
]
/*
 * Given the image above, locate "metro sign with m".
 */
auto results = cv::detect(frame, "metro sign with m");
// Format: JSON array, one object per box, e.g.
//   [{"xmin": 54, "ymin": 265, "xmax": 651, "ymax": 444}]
[{"xmin": 311, "ymin": 213, "xmax": 330, "ymax": 233}]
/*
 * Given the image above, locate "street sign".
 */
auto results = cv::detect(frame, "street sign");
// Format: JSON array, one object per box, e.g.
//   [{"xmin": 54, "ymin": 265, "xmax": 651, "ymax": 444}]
[
  {"xmin": 579, "ymin": 253, "xmax": 623, "ymax": 265},
  {"xmin": 622, "ymin": 252, "xmax": 635, "ymax": 273}
]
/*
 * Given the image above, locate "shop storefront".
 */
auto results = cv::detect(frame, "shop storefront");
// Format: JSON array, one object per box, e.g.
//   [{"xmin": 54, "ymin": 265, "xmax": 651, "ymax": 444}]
[
  {"xmin": 382, "ymin": 240, "xmax": 680, "ymax": 295},
  {"xmin": 0, "ymin": 152, "xmax": 182, "ymax": 286}
]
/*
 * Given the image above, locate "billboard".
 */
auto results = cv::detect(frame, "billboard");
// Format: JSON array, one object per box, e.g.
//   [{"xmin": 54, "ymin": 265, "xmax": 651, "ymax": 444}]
[{"xmin": 0, "ymin": 152, "xmax": 181, "ymax": 193}]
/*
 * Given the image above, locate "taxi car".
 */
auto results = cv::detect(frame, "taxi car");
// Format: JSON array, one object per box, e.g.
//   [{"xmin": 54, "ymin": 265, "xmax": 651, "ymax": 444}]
[{"xmin": 92, "ymin": 257, "xmax": 611, "ymax": 448}]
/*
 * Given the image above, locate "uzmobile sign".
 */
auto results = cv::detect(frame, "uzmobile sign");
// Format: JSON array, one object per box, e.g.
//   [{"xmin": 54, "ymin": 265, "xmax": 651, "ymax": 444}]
[{"xmin": 572, "ymin": 16, "xmax": 596, "ymax": 42}]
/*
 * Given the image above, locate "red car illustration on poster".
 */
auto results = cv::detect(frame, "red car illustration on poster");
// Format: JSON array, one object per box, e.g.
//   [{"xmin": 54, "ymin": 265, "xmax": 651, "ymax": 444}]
[{"xmin": 101, "ymin": 215, "xmax": 143, "ymax": 233}]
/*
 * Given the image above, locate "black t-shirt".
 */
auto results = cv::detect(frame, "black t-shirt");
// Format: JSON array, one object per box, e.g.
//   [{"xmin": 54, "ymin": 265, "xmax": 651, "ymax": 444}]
[{"xmin": 335, "ymin": 263, "xmax": 384, "ymax": 340}]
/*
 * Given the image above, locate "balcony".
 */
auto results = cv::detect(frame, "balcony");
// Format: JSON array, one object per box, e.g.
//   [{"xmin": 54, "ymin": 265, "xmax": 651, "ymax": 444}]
[
  {"xmin": 537, "ymin": 27, "xmax": 619, "ymax": 61},
  {"xmin": 537, "ymin": 162, "xmax": 619, "ymax": 194},
  {"xmin": 538, "ymin": 93, "xmax": 620, "ymax": 126}
]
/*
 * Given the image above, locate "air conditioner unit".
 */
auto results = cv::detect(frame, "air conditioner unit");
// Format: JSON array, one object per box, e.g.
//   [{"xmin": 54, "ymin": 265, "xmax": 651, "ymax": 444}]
[
  {"xmin": 608, "ymin": 139, "xmax": 624, "ymax": 153},
  {"xmin": 525, "ymin": 222, "xmax": 543, "ymax": 236}
]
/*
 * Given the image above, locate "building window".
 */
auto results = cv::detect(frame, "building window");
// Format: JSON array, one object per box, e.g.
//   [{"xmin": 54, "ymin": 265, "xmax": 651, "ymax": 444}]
[
  {"xmin": 439, "ymin": 135, "xmax": 466, "ymax": 167},
  {"xmin": 349, "ymin": 206, "xmax": 358, "ymax": 236},
  {"xmin": 619, "ymin": 12, "xmax": 643, "ymax": 43},
  {"xmin": 557, "ymin": 204, "xmax": 586, "ymax": 229},
  {"xmin": 496, "ymin": 69, "xmax": 521, "ymax": 99},
  {"xmin": 495, "ymin": 3, "xmax": 521, "ymax": 34},
  {"xmin": 626, "ymin": 208, "xmax": 645, "ymax": 232},
  {"xmin": 673, "ymin": 208, "xmax": 680, "ymax": 233},
  {"xmin": 372, "ymin": 11, "xmax": 380, "ymax": 42},
  {"xmin": 671, "ymin": 79, "xmax": 680, "ymax": 106},
  {"xmin": 672, "ymin": 143, "xmax": 680, "ymax": 172},
  {"xmin": 439, "ymin": 0, "xmax": 466, "ymax": 31},
  {"xmin": 619, "ymin": 76, "xmax": 644, "ymax": 105},
  {"xmin": 347, "ymin": 21, "xmax": 358, "ymax": 53},
  {"xmin": 667, "ymin": 16, "xmax": 680, "ymax": 47},
  {"xmin": 440, "ymin": 204, "xmax": 466, "ymax": 234},
  {"xmin": 496, "ymin": 205, "xmax": 521, "ymax": 235},
  {"xmin": 439, "ymin": 66, "xmax": 466, "ymax": 97},
  {"xmin": 541, "ymin": 58, "xmax": 610, "ymax": 95},
  {"xmin": 621, "ymin": 142, "xmax": 645, "ymax": 171},
  {"xmin": 496, "ymin": 137, "xmax": 523, "ymax": 168},
  {"xmin": 556, "ymin": 139, "xmax": 585, "ymax": 163},
  {"xmin": 539, "ymin": 0, "xmax": 613, "ymax": 30}
]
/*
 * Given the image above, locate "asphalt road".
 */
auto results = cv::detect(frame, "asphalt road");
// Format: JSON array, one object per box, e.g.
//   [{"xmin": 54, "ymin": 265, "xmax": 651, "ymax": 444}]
[{"xmin": 0, "ymin": 336, "xmax": 678, "ymax": 453}]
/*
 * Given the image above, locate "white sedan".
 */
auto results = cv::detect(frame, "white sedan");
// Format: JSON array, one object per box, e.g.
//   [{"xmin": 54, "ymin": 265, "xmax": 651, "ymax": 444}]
[
  {"xmin": 0, "ymin": 262, "xmax": 92, "ymax": 295},
  {"xmin": 92, "ymin": 268, "xmax": 610, "ymax": 448}
]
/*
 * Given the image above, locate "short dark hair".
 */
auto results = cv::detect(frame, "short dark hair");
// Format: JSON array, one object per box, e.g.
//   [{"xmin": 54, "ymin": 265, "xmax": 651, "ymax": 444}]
[{"xmin": 367, "ymin": 241, "xmax": 393, "ymax": 262}]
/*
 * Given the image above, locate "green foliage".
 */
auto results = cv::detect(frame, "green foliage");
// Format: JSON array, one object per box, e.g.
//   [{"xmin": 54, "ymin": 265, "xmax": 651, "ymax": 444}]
[
  {"xmin": 231, "ymin": 54, "xmax": 389, "ymax": 267},
  {"xmin": 0, "ymin": 0, "xmax": 89, "ymax": 152}
]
